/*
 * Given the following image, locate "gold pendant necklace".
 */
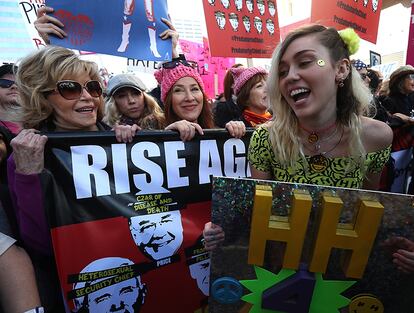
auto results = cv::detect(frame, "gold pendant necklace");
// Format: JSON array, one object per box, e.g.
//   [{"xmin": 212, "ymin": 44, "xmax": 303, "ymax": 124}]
[
  {"xmin": 300, "ymin": 121, "xmax": 337, "ymax": 145},
  {"xmin": 308, "ymin": 127, "xmax": 344, "ymax": 172},
  {"xmin": 309, "ymin": 154, "xmax": 329, "ymax": 172},
  {"xmin": 308, "ymin": 133, "xmax": 319, "ymax": 144}
]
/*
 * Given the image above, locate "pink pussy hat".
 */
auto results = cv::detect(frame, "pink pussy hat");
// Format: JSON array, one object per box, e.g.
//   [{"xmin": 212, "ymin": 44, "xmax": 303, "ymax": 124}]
[
  {"xmin": 154, "ymin": 63, "xmax": 205, "ymax": 103},
  {"xmin": 230, "ymin": 66, "xmax": 268, "ymax": 96}
]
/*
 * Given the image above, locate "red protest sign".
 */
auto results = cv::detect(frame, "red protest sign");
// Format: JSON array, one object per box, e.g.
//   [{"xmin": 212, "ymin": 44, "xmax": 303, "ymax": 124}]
[
  {"xmin": 406, "ymin": 1, "xmax": 414, "ymax": 66},
  {"xmin": 202, "ymin": 0, "xmax": 280, "ymax": 58},
  {"xmin": 311, "ymin": 0, "xmax": 382, "ymax": 44}
]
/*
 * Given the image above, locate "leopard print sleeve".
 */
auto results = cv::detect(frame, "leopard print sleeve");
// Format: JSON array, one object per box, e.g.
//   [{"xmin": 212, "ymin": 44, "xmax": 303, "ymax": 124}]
[{"xmin": 248, "ymin": 126, "xmax": 272, "ymax": 173}]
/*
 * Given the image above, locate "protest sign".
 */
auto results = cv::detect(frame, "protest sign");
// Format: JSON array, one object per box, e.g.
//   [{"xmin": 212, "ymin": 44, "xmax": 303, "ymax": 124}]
[
  {"xmin": 210, "ymin": 177, "xmax": 414, "ymax": 313},
  {"xmin": 311, "ymin": 0, "xmax": 382, "ymax": 44},
  {"xmin": 47, "ymin": 0, "xmax": 171, "ymax": 61},
  {"xmin": 406, "ymin": 0, "xmax": 414, "ymax": 66},
  {"xmin": 0, "ymin": 0, "xmax": 43, "ymax": 63},
  {"xmin": 44, "ymin": 130, "xmax": 252, "ymax": 312},
  {"xmin": 202, "ymin": 0, "xmax": 280, "ymax": 58}
]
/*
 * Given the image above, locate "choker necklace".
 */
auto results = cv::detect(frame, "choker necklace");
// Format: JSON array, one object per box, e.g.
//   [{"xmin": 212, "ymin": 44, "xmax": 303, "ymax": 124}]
[
  {"xmin": 300, "ymin": 121, "xmax": 337, "ymax": 144},
  {"xmin": 308, "ymin": 127, "xmax": 344, "ymax": 172},
  {"xmin": 304, "ymin": 125, "xmax": 339, "ymax": 153}
]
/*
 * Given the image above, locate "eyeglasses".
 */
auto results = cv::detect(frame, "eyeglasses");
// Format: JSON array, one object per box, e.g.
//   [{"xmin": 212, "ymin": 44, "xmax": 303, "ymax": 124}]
[
  {"xmin": 46, "ymin": 80, "xmax": 103, "ymax": 100},
  {"xmin": 0, "ymin": 79, "xmax": 15, "ymax": 88},
  {"xmin": 161, "ymin": 59, "xmax": 199, "ymax": 70},
  {"xmin": 408, "ymin": 74, "xmax": 414, "ymax": 80}
]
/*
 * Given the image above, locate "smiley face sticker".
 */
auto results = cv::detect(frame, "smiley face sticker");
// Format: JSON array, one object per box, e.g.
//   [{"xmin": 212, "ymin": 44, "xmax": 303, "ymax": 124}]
[
  {"xmin": 317, "ymin": 59, "xmax": 326, "ymax": 67},
  {"xmin": 349, "ymin": 294, "xmax": 384, "ymax": 313}
]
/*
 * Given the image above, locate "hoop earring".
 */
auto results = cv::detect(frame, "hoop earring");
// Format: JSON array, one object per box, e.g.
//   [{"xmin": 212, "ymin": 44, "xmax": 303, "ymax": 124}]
[{"xmin": 338, "ymin": 79, "xmax": 344, "ymax": 88}]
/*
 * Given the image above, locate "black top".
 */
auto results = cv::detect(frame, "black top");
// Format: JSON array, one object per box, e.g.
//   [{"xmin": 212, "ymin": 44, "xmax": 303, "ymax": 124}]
[
  {"xmin": 382, "ymin": 92, "xmax": 414, "ymax": 116},
  {"xmin": 213, "ymin": 97, "xmax": 244, "ymax": 128}
]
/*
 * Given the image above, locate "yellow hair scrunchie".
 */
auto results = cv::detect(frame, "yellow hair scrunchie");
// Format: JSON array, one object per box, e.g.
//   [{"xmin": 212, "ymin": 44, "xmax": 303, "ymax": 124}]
[{"xmin": 338, "ymin": 28, "xmax": 360, "ymax": 56}]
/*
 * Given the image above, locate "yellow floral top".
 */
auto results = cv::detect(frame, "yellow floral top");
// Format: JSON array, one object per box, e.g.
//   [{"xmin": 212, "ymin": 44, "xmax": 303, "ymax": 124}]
[{"xmin": 248, "ymin": 126, "xmax": 391, "ymax": 189}]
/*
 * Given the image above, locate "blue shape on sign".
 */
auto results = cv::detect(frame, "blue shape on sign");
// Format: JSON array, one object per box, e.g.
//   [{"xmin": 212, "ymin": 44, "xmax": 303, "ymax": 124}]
[
  {"xmin": 211, "ymin": 277, "xmax": 243, "ymax": 304},
  {"xmin": 262, "ymin": 269, "xmax": 316, "ymax": 313},
  {"xmin": 47, "ymin": 0, "xmax": 171, "ymax": 61}
]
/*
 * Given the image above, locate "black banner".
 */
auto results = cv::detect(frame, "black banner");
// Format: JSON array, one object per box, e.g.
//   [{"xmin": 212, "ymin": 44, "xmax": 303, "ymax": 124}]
[{"xmin": 44, "ymin": 129, "xmax": 252, "ymax": 313}]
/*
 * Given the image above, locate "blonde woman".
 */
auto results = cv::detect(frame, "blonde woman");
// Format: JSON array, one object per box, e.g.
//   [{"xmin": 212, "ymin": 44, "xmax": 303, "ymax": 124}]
[
  {"xmin": 104, "ymin": 73, "xmax": 165, "ymax": 129},
  {"xmin": 249, "ymin": 25, "xmax": 392, "ymax": 190},
  {"xmin": 204, "ymin": 26, "xmax": 393, "ymax": 251},
  {"xmin": 7, "ymin": 45, "xmax": 137, "ymax": 310}
]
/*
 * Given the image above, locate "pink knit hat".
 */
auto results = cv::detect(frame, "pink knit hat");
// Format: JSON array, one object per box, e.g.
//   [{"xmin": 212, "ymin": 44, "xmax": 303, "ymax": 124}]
[
  {"xmin": 154, "ymin": 63, "xmax": 205, "ymax": 103},
  {"xmin": 230, "ymin": 66, "xmax": 268, "ymax": 96}
]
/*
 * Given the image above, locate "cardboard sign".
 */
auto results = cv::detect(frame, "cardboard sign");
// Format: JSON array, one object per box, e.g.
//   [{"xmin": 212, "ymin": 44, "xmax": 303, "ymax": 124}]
[
  {"xmin": 47, "ymin": 0, "xmax": 172, "ymax": 61},
  {"xmin": 179, "ymin": 38, "xmax": 236, "ymax": 98},
  {"xmin": 0, "ymin": 0, "xmax": 43, "ymax": 63},
  {"xmin": 311, "ymin": 0, "xmax": 382, "ymax": 44},
  {"xmin": 202, "ymin": 0, "xmax": 280, "ymax": 58},
  {"xmin": 210, "ymin": 177, "xmax": 414, "ymax": 313}
]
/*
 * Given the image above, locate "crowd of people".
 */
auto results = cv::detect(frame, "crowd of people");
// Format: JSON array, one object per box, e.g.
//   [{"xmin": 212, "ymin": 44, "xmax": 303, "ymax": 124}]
[{"xmin": 0, "ymin": 5, "xmax": 414, "ymax": 313}]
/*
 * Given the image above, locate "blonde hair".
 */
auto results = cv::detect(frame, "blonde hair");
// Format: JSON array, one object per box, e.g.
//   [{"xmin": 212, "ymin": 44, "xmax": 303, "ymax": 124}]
[
  {"xmin": 266, "ymin": 24, "xmax": 372, "ymax": 169},
  {"xmin": 15, "ymin": 45, "xmax": 103, "ymax": 129},
  {"xmin": 104, "ymin": 91, "xmax": 166, "ymax": 129}
]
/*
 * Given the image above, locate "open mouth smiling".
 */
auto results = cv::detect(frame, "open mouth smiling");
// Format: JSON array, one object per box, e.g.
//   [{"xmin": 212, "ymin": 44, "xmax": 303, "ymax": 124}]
[
  {"xmin": 75, "ymin": 106, "xmax": 95, "ymax": 113},
  {"xmin": 290, "ymin": 88, "xmax": 310, "ymax": 102}
]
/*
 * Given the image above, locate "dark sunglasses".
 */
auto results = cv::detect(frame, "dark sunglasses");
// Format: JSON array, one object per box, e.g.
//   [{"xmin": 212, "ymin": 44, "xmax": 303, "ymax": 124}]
[
  {"xmin": 46, "ymin": 80, "xmax": 103, "ymax": 100},
  {"xmin": 0, "ymin": 79, "xmax": 15, "ymax": 88},
  {"xmin": 161, "ymin": 59, "xmax": 199, "ymax": 70}
]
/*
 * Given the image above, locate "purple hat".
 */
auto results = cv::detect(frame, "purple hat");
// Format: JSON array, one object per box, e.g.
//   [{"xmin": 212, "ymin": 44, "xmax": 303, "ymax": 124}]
[{"xmin": 230, "ymin": 66, "xmax": 267, "ymax": 96}]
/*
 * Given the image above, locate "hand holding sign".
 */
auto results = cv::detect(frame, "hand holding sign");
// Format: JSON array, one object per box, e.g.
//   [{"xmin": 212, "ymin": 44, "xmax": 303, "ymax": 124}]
[
  {"xmin": 383, "ymin": 236, "xmax": 414, "ymax": 273},
  {"xmin": 34, "ymin": 6, "xmax": 66, "ymax": 44}
]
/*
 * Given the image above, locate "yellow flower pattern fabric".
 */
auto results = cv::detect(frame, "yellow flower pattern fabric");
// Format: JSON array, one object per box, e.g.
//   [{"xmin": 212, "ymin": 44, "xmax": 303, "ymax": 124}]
[{"xmin": 248, "ymin": 127, "xmax": 391, "ymax": 189}]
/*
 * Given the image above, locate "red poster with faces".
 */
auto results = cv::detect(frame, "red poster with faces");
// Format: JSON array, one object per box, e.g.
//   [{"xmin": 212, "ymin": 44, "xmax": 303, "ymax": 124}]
[
  {"xmin": 202, "ymin": 0, "xmax": 280, "ymax": 58},
  {"xmin": 311, "ymin": 0, "xmax": 382, "ymax": 44},
  {"xmin": 52, "ymin": 201, "xmax": 211, "ymax": 313}
]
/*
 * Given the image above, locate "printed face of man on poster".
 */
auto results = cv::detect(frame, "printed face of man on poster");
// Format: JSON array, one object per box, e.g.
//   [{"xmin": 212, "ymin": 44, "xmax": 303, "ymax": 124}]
[
  {"xmin": 266, "ymin": 18, "xmax": 274, "ymax": 35},
  {"xmin": 235, "ymin": 0, "xmax": 243, "ymax": 11},
  {"xmin": 229, "ymin": 13, "xmax": 239, "ymax": 31},
  {"xmin": 372, "ymin": 0, "xmax": 379, "ymax": 12},
  {"xmin": 268, "ymin": 1, "xmax": 276, "ymax": 16},
  {"xmin": 189, "ymin": 259, "xmax": 211, "ymax": 296},
  {"xmin": 254, "ymin": 17, "xmax": 263, "ymax": 34},
  {"xmin": 246, "ymin": 0, "xmax": 254, "ymax": 12},
  {"xmin": 215, "ymin": 11, "xmax": 226, "ymax": 29},
  {"xmin": 243, "ymin": 16, "xmax": 251, "ymax": 32},
  {"xmin": 257, "ymin": 0, "xmax": 265, "ymax": 15},
  {"xmin": 129, "ymin": 210, "xmax": 184, "ymax": 260},
  {"xmin": 220, "ymin": 0, "xmax": 230, "ymax": 9},
  {"xmin": 73, "ymin": 257, "xmax": 147, "ymax": 313}
]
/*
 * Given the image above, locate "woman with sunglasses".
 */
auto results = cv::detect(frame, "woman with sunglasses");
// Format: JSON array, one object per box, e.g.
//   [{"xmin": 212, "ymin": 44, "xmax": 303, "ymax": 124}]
[
  {"xmin": 104, "ymin": 73, "xmax": 166, "ymax": 129},
  {"xmin": 7, "ymin": 45, "xmax": 137, "ymax": 311},
  {"xmin": 0, "ymin": 64, "xmax": 21, "ymax": 135},
  {"xmin": 154, "ymin": 60, "xmax": 246, "ymax": 141}
]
